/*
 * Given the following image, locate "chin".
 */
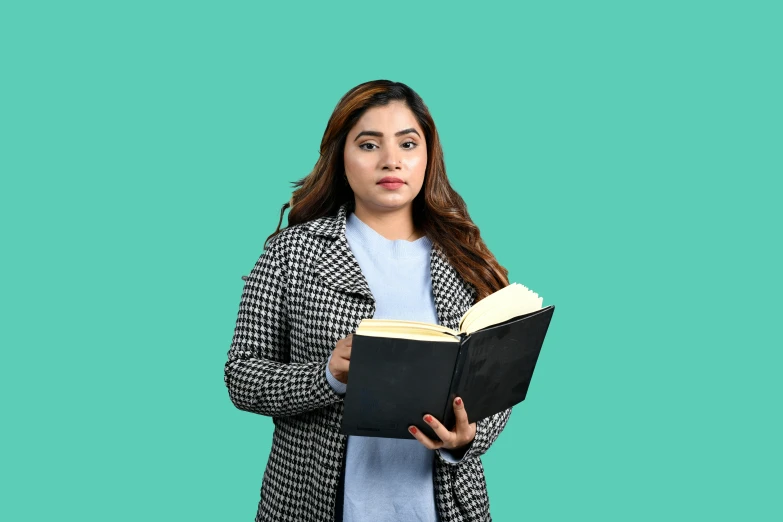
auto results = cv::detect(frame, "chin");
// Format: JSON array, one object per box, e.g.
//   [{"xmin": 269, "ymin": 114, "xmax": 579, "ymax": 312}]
[{"xmin": 362, "ymin": 196, "xmax": 412, "ymax": 210}]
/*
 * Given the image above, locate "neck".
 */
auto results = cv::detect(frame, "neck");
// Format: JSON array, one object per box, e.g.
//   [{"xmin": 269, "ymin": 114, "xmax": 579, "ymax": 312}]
[{"xmin": 351, "ymin": 200, "xmax": 422, "ymax": 242}]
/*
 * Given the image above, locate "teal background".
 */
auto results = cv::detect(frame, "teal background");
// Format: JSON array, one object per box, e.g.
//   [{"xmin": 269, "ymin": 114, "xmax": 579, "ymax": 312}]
[{"xmin": 1, "ymin": 1, "xmax": 780, "ymax": 520}]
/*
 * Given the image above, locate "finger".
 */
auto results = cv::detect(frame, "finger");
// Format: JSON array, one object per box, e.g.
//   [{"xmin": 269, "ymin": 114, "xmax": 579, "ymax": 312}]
[
  {"xmin": 422, "ymin": 414, "xmax": 456, "ymax": 447},
  {"xmin": 453, "ymin": 396, "xmax": 471, "ymax": 431},
  {"xmin": 408, "ymin": 425, "xmax": 443, "ymax": 450}
]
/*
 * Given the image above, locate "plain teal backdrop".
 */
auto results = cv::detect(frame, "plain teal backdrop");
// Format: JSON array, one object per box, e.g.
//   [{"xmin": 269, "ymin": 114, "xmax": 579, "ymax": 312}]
[{"xmin": 1, "ymin": 1, "xmax": 780, "ymax": 520}]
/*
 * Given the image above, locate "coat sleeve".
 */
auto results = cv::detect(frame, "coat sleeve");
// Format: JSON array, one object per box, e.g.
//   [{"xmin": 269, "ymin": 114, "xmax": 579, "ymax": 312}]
[
  {"xmin": 224, "ymin": 235, "xmax": 343, "ymax": 417},
  {"xmin": 436, "ymin": 408, "xmax": 513, "ymax": 465}
]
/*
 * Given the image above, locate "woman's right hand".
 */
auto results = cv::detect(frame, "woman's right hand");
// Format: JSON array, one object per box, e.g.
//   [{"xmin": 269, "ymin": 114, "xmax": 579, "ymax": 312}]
[{"xmin": 329, "ymin": 333, "xmax": 352, "ymax": 384}]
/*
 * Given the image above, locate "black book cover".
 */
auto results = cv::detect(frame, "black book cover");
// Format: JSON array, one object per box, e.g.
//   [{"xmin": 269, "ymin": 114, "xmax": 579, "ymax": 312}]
[{"xmin": 341, "ymin": 305, "xmax": 555, "ymax": 440}]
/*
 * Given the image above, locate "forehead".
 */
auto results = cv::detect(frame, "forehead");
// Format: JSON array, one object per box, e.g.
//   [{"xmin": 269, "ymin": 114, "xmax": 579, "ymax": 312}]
[{"xmin": 351, "ymin": 101, "xmax": 420, "ymax": 132}]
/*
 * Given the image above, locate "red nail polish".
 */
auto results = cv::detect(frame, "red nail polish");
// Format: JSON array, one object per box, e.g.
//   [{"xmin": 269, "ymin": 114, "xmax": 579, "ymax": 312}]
[
  {"xmin": 424, "ymin": 415, "xmax": 433, "ymax": 423},
  {"xmin": 409, "ymin": 426, "xmax": 418, "ymax": 434},
  {"xmin": 455, "ymin": 397, "xmax": 462, "ymax": 406}
]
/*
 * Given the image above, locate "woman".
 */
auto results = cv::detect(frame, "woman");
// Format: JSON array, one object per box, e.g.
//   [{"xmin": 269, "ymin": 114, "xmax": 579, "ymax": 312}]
[{"xmin": 224, "ymin": 80, "xmax": 512, "ymax": 522}]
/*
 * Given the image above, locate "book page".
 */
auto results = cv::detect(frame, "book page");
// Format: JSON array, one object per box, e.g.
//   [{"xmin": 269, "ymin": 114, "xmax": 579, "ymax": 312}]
[
  {"xmin": 355, "ymin": 319, "xmax": 460, "ymax": 340},
  {"xmin": 352, "ymin": 329, "xmax": 459, "ymax": 343},
  {"xmin": 459, "ymin": 283, "xmax": 544, "ymax": 335},
  {"xmin": 358, "ymin": 319, "xmax": 458, "ymax": 334}
]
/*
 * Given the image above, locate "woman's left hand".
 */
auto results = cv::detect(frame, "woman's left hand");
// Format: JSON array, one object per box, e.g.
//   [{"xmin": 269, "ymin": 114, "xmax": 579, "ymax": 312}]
[{"xmin": 409, "ymin": 396, "xmax": 477, "ymax": 450}]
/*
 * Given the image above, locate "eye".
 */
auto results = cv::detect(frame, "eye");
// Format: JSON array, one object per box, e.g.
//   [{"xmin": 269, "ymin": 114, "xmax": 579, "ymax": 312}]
[{"xmin": 359, "ymin": 141, "xmax": 418, "ymax": 151}]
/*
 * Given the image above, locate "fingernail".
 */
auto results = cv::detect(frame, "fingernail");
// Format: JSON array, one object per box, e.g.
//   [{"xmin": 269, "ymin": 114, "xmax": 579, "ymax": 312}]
[
  {"xmin": 409, "ymin": 426, "xmax": 418, "ymax": 434},
  {"xmin": 424, "ymin": 415, "xmax": 433, "ymax": 423},
  {"xmin": 455, "ymin": 397, "xmax": 462, "ymax": 406}
]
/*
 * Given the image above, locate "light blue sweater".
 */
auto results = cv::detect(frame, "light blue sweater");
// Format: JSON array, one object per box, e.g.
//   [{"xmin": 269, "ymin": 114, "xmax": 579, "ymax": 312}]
[{"xmin": 326, "ymin": 210, "xmax": 464, "ymax": 521}]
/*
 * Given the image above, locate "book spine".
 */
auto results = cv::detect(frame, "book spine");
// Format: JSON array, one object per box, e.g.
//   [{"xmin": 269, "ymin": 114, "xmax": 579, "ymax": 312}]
[{"xmin": 441, "ymin": 333, "xmax": 470, "ymax": 430}]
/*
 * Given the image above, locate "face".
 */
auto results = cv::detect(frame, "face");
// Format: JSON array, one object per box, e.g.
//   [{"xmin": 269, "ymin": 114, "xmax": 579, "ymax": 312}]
[{"xmin": 343, "ymin": 100, "xmax": 427, "ymax": 214}]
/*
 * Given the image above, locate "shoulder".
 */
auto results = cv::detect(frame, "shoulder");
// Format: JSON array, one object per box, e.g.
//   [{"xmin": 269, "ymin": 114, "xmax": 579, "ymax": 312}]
[
  {"xmin": 265, "ymin": 218, "xmax": 329, "ymax": 251},
  {"xmin": 262, "ymin": 216, "xmax": 335, "ymax": 270}
]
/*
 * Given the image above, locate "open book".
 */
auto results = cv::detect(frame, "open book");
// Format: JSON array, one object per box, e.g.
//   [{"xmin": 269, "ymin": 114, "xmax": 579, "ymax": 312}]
[
  {"xmin": 354, "ymin": 283, "xmax": 544, "ymax": 341},
  {"xmin": 341, "ymin": 283, "xmax": 555, "ymax": 440}
]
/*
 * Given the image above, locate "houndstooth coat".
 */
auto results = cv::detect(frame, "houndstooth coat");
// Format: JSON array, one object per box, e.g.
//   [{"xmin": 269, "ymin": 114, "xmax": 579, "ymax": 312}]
[{"xmin": 224, "ymin": 201, "xmax": 512, "ymax": 522}]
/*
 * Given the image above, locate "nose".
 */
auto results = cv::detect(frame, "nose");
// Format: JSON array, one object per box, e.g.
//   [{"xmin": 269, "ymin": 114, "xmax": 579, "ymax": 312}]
[{"xmin": 380, "ymin": 148, "xmax": 402, "ymax": 169}]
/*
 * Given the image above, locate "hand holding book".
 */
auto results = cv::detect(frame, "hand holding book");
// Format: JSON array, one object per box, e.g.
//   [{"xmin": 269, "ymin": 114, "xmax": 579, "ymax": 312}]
[
  {"xmin": 409, "ymin": 395, "xmax": 477, "ymax": 452},
  {"xmin": 329, "ymin": 333, "xmax": 353, "ymax": 384}
]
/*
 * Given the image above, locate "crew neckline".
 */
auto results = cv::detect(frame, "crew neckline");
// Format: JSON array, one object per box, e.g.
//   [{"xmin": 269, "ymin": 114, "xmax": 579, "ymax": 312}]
[{"xmin": 346, "ymin": 211, "xmax": 432, "ymax": 260}]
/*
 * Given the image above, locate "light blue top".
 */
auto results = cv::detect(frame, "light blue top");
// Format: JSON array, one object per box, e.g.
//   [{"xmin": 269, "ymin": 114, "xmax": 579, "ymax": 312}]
[{"xmin": 326, "ymin": 210, "xmax": 464, "ymax": 521}]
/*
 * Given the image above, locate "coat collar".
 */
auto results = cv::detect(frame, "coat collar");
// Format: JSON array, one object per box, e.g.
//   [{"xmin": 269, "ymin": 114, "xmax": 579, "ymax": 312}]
[{"xmin": 305, "ymin": 201, "xmax": 476, "ymax": 328}]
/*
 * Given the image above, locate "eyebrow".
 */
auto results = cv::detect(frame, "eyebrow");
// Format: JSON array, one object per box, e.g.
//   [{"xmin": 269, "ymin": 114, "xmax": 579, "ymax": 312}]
[{"xmin": 353, "ymin": 128, "xmax": 421, "ymax": 141}]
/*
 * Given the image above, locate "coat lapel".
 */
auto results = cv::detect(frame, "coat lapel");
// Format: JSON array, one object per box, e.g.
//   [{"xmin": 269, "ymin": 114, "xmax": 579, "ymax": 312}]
[
  {"xmin": 431, "ymin": 241, "xmax": 477, "ymax": 330},
  {"xmin": 312, "ymin": 203, "xmax": 375, "ymax": 300},
  {"xmin": 307, "ymin": 202, "xmax": 477, "ymax": 330}
]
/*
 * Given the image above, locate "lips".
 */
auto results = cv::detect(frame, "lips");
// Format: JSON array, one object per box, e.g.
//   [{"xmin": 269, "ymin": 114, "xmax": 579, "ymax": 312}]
[
  {"xmin": 377, "ymin": 177, "xmax": 405, "ymax": 190},
  {"xmin": 377, "ymin": 177, "xmax": 404, "ymax": 184}
]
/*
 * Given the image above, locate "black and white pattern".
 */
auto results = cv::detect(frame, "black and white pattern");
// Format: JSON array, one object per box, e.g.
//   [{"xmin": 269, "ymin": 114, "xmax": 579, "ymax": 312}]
[{"xmin": 225, "ymin": 201, "xmax": 512, "ymax": 522}]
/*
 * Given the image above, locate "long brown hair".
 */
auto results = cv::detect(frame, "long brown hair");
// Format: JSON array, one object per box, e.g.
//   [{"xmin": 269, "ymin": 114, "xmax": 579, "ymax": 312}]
[{"xmin": 264, "ymin": 79, "xmax": 509, "ymax": 303}]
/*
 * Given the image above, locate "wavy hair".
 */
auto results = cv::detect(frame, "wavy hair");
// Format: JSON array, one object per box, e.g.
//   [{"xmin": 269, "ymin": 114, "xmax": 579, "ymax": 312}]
[{"xmin": 264, "ymin": 79, "xmax": 509, "ymax": 303}]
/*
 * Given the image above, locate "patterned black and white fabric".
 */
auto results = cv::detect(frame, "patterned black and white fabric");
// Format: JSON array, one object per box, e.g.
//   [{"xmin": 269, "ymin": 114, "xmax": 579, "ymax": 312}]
[{"xmin": 224, "ymin": 201, "xmax": 513, "ymax": 522}]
